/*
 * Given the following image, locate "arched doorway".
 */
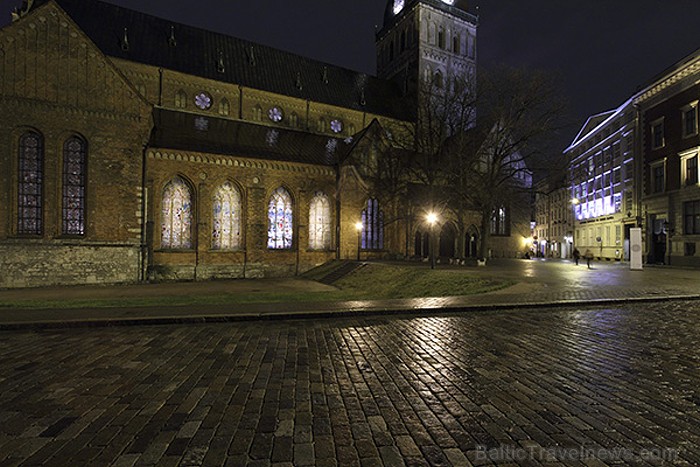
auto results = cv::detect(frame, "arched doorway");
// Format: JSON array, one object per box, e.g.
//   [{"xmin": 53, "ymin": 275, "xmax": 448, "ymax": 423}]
[
  {"xmin": 465, "ymin": 226, "xmax": 479, "ymax": 258},
  {"xmin": 414, "ymin": 231, "xmax": 429, "ymax": 258},
  {"xmin": 439, "ymin": 223, "xmax": 456, "ymax": 258}
]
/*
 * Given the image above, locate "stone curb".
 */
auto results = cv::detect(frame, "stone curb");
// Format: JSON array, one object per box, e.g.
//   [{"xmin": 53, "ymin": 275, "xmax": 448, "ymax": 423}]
[{"xmin": 1, "ymin": 294, "xmax": 699, "ymax": 331}]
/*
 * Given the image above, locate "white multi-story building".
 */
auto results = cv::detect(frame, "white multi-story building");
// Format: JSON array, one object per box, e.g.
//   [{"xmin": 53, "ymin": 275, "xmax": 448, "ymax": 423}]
[{"xmin": 564, "ymin": 99, "xmax": 640, "ymax": 261}]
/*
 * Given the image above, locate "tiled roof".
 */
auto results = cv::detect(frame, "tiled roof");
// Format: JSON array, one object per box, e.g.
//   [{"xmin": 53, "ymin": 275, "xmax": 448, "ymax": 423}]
[
  {"xmin": 32, "ymin": 0, "xmax": 411, "ymax": 120},
  {"xmin": 150, "ymin": 108, "xmax": 355, "ymax": 167}
]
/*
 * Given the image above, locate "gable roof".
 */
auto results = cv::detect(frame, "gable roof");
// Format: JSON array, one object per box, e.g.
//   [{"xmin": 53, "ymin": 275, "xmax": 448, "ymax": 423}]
[
  {"xmin": 150, "ymin": 108, "xmax": 355, "ymax": 167},
  {"xmin": 28, "ymin": 0, "xmax": 411, "ymax": 120}
]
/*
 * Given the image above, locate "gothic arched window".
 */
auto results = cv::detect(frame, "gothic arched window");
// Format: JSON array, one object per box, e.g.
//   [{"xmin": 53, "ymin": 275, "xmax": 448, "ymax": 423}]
[
  {"xmin": 252, "ymin": 105, "xmax": 263, "ymax": 121},
  {"xmin": 434, "ymin": 70, "xmax": 444, "ymax": 89},
  {"xmin": 175, "ymin": 90, "xmax": 187, "ymax": 109},
  {"xmin": 438, "ymin": 27, "xmax": 445, "ymax": 49},
  {"xmin": 361, "ymin": 198, "xmax": 384, "ymax": 250},
  {"xmin": 219, "ymin": 98, "xmax": 230, "ymax": 116},
  {"xmin": 17, "ymin": 131, "xmax": 43, "ymax": 235},
  {"xmin": 212, "ymin": 181, "xmax": 241, "ymax": 250},
  {"xmin": 267, "ymin": 187, "xmax": 293, "ymax": 249},
  {"xmin": 161, "ymin": 176, "xmax": 193, "ymax": 249},
  {"xmin": 309, "ymin": 192, "xmax": 331, "ymax": 250},
  {"xmin": 453, "ymin": 34, "xmax": 460, "ymax": 54},
  {"xmin": 62, "ymin": 136, "xmax": 87, "ymax": 236}
]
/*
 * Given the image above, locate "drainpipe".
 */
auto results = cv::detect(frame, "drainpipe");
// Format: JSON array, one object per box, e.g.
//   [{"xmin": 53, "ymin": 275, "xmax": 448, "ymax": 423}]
[{"xmin": 140, "ymin": 144, "xmax": 148, "ymax": 282}]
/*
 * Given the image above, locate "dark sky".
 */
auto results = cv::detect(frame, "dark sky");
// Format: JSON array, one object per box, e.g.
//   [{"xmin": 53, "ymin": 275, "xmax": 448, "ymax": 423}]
[{"xmin": 2, "ymin": 0, "xmax": 699, "ymax": 151}]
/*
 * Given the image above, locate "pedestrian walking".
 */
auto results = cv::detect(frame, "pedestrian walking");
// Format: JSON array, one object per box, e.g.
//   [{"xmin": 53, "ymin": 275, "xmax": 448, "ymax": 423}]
[
  {"xmin": 573, "ymin": 248, "xmax": 580, "ymax": 265},
  {"xmin": 584, "ymin": 249, "xmax": 593, "ymax": 269}
]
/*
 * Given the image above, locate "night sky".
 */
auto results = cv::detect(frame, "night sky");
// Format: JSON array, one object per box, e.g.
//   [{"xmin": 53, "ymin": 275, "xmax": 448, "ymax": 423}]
[{"xmin": 2, "ymin": 0, "xmax": 699, "ymax": 152}]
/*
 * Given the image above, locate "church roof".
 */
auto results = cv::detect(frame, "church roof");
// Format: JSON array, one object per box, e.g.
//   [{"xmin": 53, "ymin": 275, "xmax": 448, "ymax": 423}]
[
  {"xmin": 29, "ymin": 0, "xmax": 411, "ymax": 120},
  {"xmin": 150, "ymin": 109, "xmax": 355, "ymax": 167}
]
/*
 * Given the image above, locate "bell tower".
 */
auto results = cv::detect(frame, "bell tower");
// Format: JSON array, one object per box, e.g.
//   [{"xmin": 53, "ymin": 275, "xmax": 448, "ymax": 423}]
[{"xmin": 376, "ymin": 0, "xmax": 478, "ymax": 96}]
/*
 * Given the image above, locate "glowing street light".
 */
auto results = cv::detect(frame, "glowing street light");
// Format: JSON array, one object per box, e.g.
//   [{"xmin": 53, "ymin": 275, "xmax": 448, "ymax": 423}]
[
  {"xmin": 355, "ymin": 221, "xmax": 363, "ymax": 261},
  {"xmin": 426, "ymin": 211, "xmax": 439, "ymax": 269}
]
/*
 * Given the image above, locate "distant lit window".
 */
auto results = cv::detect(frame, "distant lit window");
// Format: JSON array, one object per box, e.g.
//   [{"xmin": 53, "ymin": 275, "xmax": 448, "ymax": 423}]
[
  {"xmin": 62, "ymin": 136, "xmax": 87, "ymax": 236},
  {"xmin": 195, "ymin": 91, "xmax": 212, "ymax": 110},
  {"xmin": 161, "ymin": 176, "xmax": 193, "ymax": 249},
  {"xmin": 17, "ymin": 131, "xmax": 43, "ymax": 235},
  {"xmin": 330, "ymin": 119, "xmax": 343, "ymax": 133},
  {"xmin": 491, "ymin": 206, "xmax": 508, "ymax": 236},
  {"xmin": 317, "ymin": 117, "xmax": 326, "ymax": 133},
  {"xmin": 268, "ymin": 187, "xmax": 293, "ymax": 249},
  {"xmin": 309, "ymin": 192, "xmax": 331, "ymax": 250},
  {"xmin": 212, "ymin": 182, "xmax": 241, "ymax": 250},
  {"xmin": 361, "ymin": 198, "xmax": 384, "ymax": 250},
  {"xmin": 268, "ymin": 106, "xmax": 283, "ymax": 122}
]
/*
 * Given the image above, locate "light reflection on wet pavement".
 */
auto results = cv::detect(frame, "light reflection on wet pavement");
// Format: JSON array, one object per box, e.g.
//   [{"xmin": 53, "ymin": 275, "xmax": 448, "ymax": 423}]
[{"xmin": 1, "ymin": 300, "xmax": 699, "ymax": 465}]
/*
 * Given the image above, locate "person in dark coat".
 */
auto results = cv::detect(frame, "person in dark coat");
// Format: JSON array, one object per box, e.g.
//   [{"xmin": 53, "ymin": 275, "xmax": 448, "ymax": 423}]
[
  {"xmin": 573, "ymin": 248, "xmax": 580, "ymax": 265},
  {"xmin": 584, "ymin": 249, "xmax": 594, "ymax": 269}
]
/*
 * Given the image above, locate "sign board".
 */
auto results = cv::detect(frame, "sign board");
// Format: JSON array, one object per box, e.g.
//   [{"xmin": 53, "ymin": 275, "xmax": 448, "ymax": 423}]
[{"xmin": 630, "ymin": 227, "xmax": 643, "ymax": 270}]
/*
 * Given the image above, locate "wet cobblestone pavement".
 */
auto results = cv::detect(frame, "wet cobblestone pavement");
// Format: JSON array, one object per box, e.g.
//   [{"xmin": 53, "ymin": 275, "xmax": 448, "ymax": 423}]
[{"xmin": 1, "ymin": 301, "xmax": 699, "ymax": 466}]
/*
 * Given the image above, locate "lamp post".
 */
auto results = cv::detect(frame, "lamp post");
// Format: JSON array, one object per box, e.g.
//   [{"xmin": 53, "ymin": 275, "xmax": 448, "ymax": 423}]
[
  {"xmin": 355, "ymin": 221, "xmax": 363, "ymax": 261},
  {"xmin": 426, "ymin": 212, "xmax": 438, "ymax": 269},
  {"xmin": 570, "ymin": 197, "xmax": 580, "ymax": 258}
]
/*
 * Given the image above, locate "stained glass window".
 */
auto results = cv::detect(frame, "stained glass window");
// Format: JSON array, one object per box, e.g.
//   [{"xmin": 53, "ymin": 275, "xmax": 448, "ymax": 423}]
[
  {"xmin": 267, "ymin": 187, "xmax": 293, "ymax": 249},
  {"xmin": 161, "ymin": 176, "xmax": 193, "ymax": 249},
  {"xmin": 309, "ymin": 192, "xmax": 331, "ymax": 250},
  {"xmin": 62, "ymin": 136, "xmax": 87, "ymax": 236},
  {"xmin": 17, "ymin": 131, "xmax": 43, "ymax": 235},
  {"xmin": 212, "ymin": 182, "xmax": 241, "ymax": 250},
  {"xmin": 361, "ymin": 198, "xmax": 383, "ymax": 250}
]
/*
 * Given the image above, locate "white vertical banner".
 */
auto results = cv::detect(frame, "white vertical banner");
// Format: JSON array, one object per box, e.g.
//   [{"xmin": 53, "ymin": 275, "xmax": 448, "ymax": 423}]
[{"xmin": 630, "ymin": 227, "xmax": 643, "ymax": 270}]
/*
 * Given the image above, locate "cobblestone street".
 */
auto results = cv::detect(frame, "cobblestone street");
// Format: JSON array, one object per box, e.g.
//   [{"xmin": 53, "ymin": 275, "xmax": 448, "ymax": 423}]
[{"xmin": 1, "ymin": 301, "xmax": 699, "ymax": 466}]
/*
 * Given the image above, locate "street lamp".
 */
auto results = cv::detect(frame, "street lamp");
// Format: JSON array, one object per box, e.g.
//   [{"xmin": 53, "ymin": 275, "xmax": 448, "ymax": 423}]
[
  {"xmin": 355, "ymin": 221, "xmax": 363, "ymax": 261},
  {"xmin": 426, "ymin": 212, "xmax": 438, "ymax": 269}
]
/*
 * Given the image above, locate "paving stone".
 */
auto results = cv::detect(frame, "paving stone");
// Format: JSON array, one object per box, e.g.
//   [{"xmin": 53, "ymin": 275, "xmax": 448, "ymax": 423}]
[{"xmin": 2, "ymin": 301, "xmax": 700, "ymax": 466}]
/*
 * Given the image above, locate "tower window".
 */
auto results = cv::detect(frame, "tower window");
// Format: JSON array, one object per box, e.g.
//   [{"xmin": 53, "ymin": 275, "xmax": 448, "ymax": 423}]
[{"xmin": 438, "ymin": 27, "xmax": 445, "ymax": 49}]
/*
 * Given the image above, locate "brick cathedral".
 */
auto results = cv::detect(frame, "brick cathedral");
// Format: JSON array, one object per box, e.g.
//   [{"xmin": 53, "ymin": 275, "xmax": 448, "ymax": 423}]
[{"xmin": 0, "ymin": 0, "xmax": 527, "ymax": 288}]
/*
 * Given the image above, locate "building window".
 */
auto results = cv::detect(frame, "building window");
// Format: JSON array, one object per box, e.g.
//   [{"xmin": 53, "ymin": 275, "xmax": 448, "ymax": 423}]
[
  {"xmin": 684, "ymin": 153, "xmax": 698, "ymax": 186},
  {"xmin": 684, "ymin": 200, "xmax": 700, "ymax": 235},
  {"xmin": 490, "ymin": 206, "xmax": 508, "ymax": 236},
  {"xmin": 651, "ymin": 119, "xmax": 664, "ymax": 149},
  {"xmin": 17, "ymin": 131, "xmax": 43, "ymax": 235},
  {"xmin": 268, "ymin": 187, "xmax": 293, "ymax": 249},
  {"xmin": 62, "ymin": 136, "xmax": 87, "ymax": 236},
  {"xmin": 362, "ymin": 198, "xmax": 384, "ymax": 250},
  {"xmin": 252, "ymin": 105, "xmax": 263, "ymax": 122},
  {"xmin": 317, "ymin": 117, "xmax": 326, "ymax": 133},
  {"xmin": 218, "ymin": 98, "xmax": 230, "ymax": 116},
  {"xmin": 161, "ymin": 176, "xmax": 193, "ymax": 249},
  {"xmin": 651, "ymin": 162, "xmax": 665, "ymax": 193},
  {"xmin": 434, "ymin": 71, "xmax": 444, "ymax": 89},
  {"xmin": 438, "ymin": 27, "xmax": 445, "ymax": 49},
  {"xmin": 308, "ymin": 192, "xmax": 331, "ymax": 250},
  {"xmin": 289, "ymin": 112, "xmax": 299, "ymax": 128},
  {"xmin": 212, "ymin": 181, "xmax": 241, "ymax": 250},
  {"xmin": 175, "ymin": 90, "xmax": 187, "ymax": 109},
  {"xmin": 453, "ymin": 34, "xmax": 460, "ymax": 54},
  {"xmin": 682, "ymin": 103, "xmax": 698, "ymax": 138}
]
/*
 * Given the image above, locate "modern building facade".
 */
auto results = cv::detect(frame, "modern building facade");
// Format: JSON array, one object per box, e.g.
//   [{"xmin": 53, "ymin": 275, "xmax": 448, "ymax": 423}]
[{"xmin": 564, "ymin": 99, "xmax": 639, "ymax": 261}]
